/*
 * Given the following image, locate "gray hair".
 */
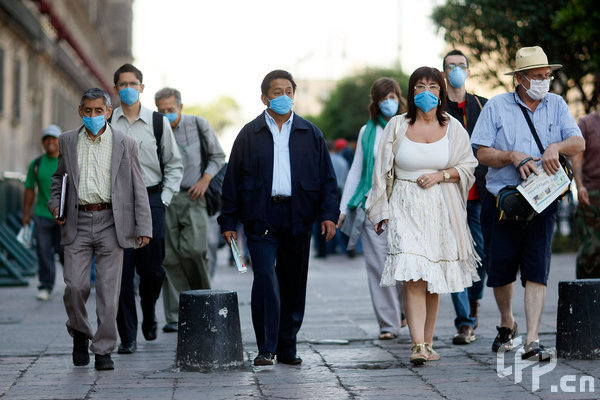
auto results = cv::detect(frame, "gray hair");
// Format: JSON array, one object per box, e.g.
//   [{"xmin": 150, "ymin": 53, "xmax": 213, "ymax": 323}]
[
  {"xmin": 154, "ymin": 87, "xmax": 182, "ymax": 107},
  {"xmin": 80, "ymin": 88, "xmax": 111, "ymax": 107}
]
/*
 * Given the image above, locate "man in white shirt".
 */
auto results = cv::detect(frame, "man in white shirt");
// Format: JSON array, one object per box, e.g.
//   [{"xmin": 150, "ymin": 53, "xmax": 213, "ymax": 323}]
[{"xmin": 110, "ymin": 64, "xmax": 183, "ymax": 354}]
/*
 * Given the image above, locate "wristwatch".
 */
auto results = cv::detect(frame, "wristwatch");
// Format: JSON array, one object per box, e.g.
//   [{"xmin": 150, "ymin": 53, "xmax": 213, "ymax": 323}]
[{"xmin": 442, "ymin": 170, "xmax": 450, "ymax": 182}]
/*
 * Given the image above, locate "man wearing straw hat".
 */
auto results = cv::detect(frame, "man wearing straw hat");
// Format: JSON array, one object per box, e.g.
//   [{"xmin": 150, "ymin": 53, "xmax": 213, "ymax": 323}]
[{"xmin": 471, "ymin": 46, "xmax": 584, "ymax": 361}]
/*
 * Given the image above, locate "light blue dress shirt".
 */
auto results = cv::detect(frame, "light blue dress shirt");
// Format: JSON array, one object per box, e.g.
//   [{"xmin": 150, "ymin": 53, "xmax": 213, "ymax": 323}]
[
  {"xmin": 471, "ymin": 91, "xmax": 582, "ymax": 196},
  {"xmin": 265, "ymin": 111, "xmax": 294, "ymax": 196}
]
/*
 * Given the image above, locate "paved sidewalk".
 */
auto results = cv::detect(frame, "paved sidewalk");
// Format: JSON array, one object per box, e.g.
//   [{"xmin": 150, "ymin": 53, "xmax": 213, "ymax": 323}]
[{"xmin": 0, "ymin": 249, "xmax": 598, "ymax": 399}]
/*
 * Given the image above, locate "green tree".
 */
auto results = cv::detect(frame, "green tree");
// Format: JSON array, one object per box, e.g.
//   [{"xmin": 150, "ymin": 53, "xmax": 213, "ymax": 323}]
[
  {"xmin": 184, "ymin": 96, "xmax": 240, "ymax": 133},
  {"xmin": 432, "ymin": 0, "xmax": 600, "ymax": 113},
  {"xmin": 306, "ymin": 67, "xmax": 410, "ymax": 141}
]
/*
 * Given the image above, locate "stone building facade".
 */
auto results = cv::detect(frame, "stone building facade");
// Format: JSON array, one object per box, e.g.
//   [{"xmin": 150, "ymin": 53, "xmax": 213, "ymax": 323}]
[{"xmin": 0, "ymin": 0, "xmax": 133, "ymax": 173}]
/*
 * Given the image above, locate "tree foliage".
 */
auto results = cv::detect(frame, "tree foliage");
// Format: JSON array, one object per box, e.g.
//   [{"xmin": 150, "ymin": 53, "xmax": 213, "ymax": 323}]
[
  {"xmin": 432, "ymin": 0, "xmax": 600, "ymax": 113},
  {"xmin": 184, "ymin": 96, "xmax": 240, "ymax": 133},
  {"xmin": 306, "ymin": 67, "xmax": 410, "ymax": 141}
]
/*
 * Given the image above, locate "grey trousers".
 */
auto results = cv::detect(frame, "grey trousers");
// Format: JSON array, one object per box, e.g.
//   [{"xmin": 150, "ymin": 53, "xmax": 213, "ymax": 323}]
[
  {"xmin": 163, "ymin": 192, "xmax": 210, "ymax": 324},
  {"xmin": 63, "ymin": 209, "xmax": 123, "ymax": 355},
  {"xmin": 361, "ymin": 219, "xmax": 404, "ymax": 335}
]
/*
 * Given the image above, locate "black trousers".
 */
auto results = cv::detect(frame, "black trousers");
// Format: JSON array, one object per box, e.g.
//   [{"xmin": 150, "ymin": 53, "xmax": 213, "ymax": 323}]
[
  {"xmin": 245, "ymin": 201, "xmax": 311, "ymax": 358},
  {"xmin": 117, "ymin": 191, "xmax": 166, "ymax": 343}
]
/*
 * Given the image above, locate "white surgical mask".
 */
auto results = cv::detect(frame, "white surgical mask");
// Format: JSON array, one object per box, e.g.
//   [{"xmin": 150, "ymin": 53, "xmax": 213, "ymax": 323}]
[{"xmin": 523, "ymin": 75, "xmax": 550, "ymax": 100}]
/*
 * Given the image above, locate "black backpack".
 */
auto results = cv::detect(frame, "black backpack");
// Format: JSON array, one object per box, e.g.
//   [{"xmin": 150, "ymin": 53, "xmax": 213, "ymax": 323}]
[{"xmin": 195, "ymin": 117, "xmax": 227, "ymax": 216}]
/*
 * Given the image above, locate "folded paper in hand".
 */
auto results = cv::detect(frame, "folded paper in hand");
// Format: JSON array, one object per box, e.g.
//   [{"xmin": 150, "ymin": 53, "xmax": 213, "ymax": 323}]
[
  {"xmin": 230, "ymin": 238, "xmax": 247, "ymax": 273},
  {"xmin": 517, "ymin": 166, "xmax": 570, "ymax": 213},
  {"xmin": 58, "ymin": 173, "xmax": 68, "ymax": 220},
  {"xmin": 16, "ymin": 222, "xmax": 34, "ymax": 248}
]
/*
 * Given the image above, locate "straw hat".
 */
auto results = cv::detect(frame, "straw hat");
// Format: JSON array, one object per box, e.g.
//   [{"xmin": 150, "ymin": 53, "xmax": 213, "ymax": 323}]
[{"xmin": 504, "ymin": 46, "xmax": 562, "ymax": 76}]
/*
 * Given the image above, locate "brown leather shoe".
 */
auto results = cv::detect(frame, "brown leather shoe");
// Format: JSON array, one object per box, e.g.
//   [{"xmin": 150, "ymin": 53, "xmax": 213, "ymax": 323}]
[{"xmin": 453, "ymin": 325, "xmax": 475, "ymax": 345}]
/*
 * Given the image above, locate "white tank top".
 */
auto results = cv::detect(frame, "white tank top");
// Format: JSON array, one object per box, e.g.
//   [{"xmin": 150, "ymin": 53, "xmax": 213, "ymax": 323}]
[{"xmin": 395, "ymin": 134, "xmax": 450, "ymax": 180}]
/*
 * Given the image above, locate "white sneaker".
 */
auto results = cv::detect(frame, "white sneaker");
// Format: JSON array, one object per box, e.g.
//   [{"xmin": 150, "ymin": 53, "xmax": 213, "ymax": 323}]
[{"xmin": 36, "ymin": 289, "xmax": 50, "ymax": 301}]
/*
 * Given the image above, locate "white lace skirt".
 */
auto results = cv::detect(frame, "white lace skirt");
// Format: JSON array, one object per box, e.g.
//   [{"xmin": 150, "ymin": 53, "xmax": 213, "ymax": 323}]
[{"xmin": 380, "ymin": 179, "xmax": 478, "ymax": 294}]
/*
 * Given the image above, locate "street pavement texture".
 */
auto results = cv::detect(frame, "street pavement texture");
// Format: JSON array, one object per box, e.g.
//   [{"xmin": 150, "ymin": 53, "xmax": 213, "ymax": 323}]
[{"xmin": 1, "ymin": 249, "xmax": 599, "ymax": 399}]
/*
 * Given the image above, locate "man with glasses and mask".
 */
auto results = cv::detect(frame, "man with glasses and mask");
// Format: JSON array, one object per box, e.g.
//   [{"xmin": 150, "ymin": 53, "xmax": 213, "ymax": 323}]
[
  {"xmin": 110, "ymin": 64, "xmax": 183, "ymax": 354},
  {"xmin": 471, "ymin": 46, "xmax": 584, "ymax": 361},
  {"xmin": 219, "ymin": 70, "xmax": 339, "ymax": 366},
  {"xmin": 154, "ymin": 87, "xmax": 225, "ymax": 333},
  {"xmin": 442, "ymin": 50, "xmax": 488, "ymax": 345}
]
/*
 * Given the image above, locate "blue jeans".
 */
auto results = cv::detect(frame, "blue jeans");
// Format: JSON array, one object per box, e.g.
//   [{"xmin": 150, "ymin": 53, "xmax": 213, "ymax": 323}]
[
  {"xmin": 33, "ymin": 215, "xmax": 63, "ymax": 292},
  {"xmin": 451, "ymin": 199, "xmax": 487, "ymax": 329}
]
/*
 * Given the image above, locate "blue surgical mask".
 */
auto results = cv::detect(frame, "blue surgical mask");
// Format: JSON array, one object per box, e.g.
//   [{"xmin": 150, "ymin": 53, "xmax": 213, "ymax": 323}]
[
  {"xmin": 414, "ymin": 91, "xmax": 439, "ymax": 113},
  {"xmin": 119, "ymin": 87, "xmax": 139, "ymax": 106},
  {"xmin": 448, "ymin": 67, "xmax": 467, "ymax": 88},
  {"xmin": 379, "ymin": 99, "xmax": 399, "ymax": 117},
  {"xmin": 165, "ymin": 113, "xmax": 178, "ymax": 123},
  {"xmin": 268, "ymin": 95, "xmax": 293, "ymax": 115},
  {"xmin": 82, "ymin": 115, "xmax": 106, "ymax": 136}
]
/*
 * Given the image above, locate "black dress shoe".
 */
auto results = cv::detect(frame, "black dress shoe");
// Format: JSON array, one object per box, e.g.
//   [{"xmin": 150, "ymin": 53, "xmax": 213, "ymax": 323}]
[
  {"xmin": 278, "ymin": 355, "xmax": 303, "ymax": 365},
  {"xmin": 72, "ymin": 331, "xmax": 90, "ymax": 366},
  {"xmin": 94, "ymin": 354, "xmax": 114, "ymax": 370},
  {"xmin": 117, "ymin": 341, "xmax": 137, "ymax": 354},
  {"xmin": 162, "ymin": 322, "xmax": 178, "ymax": 333},
  {"xmin": 142, "ymin": 320, "xmax": 158, "ymax": 341},
  {"xmin": 253, "ymin": 352, "xmax": 275, "ymax": 366}
]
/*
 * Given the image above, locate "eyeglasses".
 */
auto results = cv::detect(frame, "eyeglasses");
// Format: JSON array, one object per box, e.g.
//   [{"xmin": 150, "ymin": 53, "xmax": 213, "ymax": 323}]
[
  {"xmin": 116, "ymin": 81, "xmax": 141, "ymax": 89},
  {"xmin": 414, "ymin": 84, "xmax": 441, "ymax": 92},
  {"xmin": 445, "ymin": 63, "xmax": 468, "ymax": 70},
  {"xmin": 523, "ymin": 73, "xmax": 554, "ymax": 81}
]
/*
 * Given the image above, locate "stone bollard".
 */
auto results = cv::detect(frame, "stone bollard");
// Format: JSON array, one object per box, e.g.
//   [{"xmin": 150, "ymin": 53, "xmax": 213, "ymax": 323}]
[
  {"xmin": 556, "ymin": 279, "xmax": 600, "ymax": 359},
  {"xmin": 176, "ymin": 289, "xmax": 244, "ymax": 371}
]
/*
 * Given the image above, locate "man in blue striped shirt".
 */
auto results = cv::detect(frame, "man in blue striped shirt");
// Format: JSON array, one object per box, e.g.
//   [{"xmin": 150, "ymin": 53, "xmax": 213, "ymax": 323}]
[{"xmin": 471, "ymin": 46, "xmax": 584, "ymax": 362}]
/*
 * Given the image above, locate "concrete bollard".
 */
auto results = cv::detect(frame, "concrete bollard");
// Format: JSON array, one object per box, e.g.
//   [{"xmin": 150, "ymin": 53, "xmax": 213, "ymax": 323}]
[
  {"xmin": 176, "ymin": 289, "xmax": 245, "ymax": 371},
  {"xmin": 556, "ymin": 279, "xmax": 600, "ymax": 359}
]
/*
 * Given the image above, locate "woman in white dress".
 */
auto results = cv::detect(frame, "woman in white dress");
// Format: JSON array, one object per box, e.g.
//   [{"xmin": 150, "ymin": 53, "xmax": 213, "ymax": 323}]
[
  {"xmin": 337, "ymin": 78, "xmax": 407, "ymax": 340},
  {"xmin": 366, "ymin": 67, "xmax": 479, "ymax": 365}
]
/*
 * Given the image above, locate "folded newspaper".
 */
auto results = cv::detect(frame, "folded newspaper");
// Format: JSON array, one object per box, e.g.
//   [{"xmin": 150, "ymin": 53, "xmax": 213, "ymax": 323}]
[
  {"xmin": 229, "ymin": 237, "xmax": 247, "ymax": 273},
  {"xmin": 517, "ymin": 166, "xmax": 570, "ymax": 213},
  {"xmin": 16, "ymin": 222, "xmax": 34, "ymax": 248}
]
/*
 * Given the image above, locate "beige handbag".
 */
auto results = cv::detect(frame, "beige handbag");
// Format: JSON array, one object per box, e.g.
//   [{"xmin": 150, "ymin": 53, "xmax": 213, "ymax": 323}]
[{"xmin": 385, "ymin": 121, "xmax": 399, "ymax": 199}]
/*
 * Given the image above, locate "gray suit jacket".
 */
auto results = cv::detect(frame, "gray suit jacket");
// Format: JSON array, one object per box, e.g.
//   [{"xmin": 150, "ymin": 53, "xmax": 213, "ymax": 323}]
[{"xmin": 48, "ymin": 125, "xmax": 152, "ymax": 248}]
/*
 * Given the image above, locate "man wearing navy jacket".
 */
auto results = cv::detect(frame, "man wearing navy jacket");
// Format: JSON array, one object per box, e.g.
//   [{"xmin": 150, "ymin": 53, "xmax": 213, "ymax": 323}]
[{"xmin": 219, "ymin": 70, "xmax": 339, "ymax": 366}]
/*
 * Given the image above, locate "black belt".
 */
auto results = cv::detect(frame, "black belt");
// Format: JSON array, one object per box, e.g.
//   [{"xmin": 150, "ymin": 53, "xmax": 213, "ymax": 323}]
[
  {"xmin": 79, "ymin": 203, "xmax": 111, "ymax": 212},
  {"xmin": 147, "ymin": 184, "xmax": 161, "ymax": 193},
  {"xmin": 180, "ymin": 186, "xmax": 190, "ymax": 191},
  {"xmin": 271, "ymin": 195, "xmax": 291, "ymax": 204}
]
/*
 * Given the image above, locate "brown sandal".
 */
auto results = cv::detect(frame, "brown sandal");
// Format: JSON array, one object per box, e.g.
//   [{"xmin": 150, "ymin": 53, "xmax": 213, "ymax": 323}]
[{"xmin": 378, "ymin": 331, "xmax": 398, "ymax": 340}]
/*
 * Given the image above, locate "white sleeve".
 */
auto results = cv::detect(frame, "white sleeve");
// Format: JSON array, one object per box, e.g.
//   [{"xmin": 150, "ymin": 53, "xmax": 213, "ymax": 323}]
[{"xmin": 339, "ymin": 125, "xmax": 367, "ymax": 214}]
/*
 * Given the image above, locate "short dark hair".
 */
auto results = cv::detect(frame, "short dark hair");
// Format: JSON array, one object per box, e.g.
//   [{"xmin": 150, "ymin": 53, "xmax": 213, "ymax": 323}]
[
  {"xmin": 442, "ymin": 49, "xmax": 469, "ymax": 70},
  {"xmin": 405, "ymin": 67, "xmax": 448, "ymax": 126},
  {"xmin": 368, "ymin": 78, "xmax": 407, "ymax": 121},
  {"xmin": 80, "ymin": 88, "xmax": 111, "ymax": 107},
  {"xmin": 155, "ymin": 87, "xmax": 182, "ymax": 107},
  {"xmin": 113, "ymin": 63, "xmax": 143, "ymax": 85},
  {"xmin": 261, "ymin": 70, "xmax": 297, "ymax": 96}
]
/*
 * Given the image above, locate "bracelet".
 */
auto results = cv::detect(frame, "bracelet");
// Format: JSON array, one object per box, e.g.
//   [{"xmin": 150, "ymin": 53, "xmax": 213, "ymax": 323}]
[{"xmin": 517, "ymin": 157, "xmax": 533, "ymax": 169}]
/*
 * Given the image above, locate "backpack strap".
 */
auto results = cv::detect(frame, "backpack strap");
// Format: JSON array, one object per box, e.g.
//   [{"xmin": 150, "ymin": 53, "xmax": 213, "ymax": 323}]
[
  {"xmin": 152, "ymin": 111, "xmax": 164, "ymax": 182},
  {"xmin": 195, "ymin": 117, "xmax": 209, "ymax": 174},
  {"xmin": 108, "ymin": 112, "xmax": 165, "ymax": 182},
  {"xmin": 517, "ymin": 104, "xmax": 545, "ymax": 154},
  {"xmin": 473, "ymin": 95, "xmax": 484, "ymax": 111},
  {"xmin": 33, "ymin": 156, "xmax": 42, "ymax": 179}
]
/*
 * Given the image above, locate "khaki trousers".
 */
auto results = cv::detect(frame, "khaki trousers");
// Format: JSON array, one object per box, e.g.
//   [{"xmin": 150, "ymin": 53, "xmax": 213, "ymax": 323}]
[
  {"xmin": 162, "ymin": 192, "xmax": 210, "ymax": 323},
  {"xmin": 63, "ymin": 209, "xmax": 123, "ymax": 355},
  {"xmin": 361, "ymin": 218, "xmax": 405, "ymax": 335}
]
